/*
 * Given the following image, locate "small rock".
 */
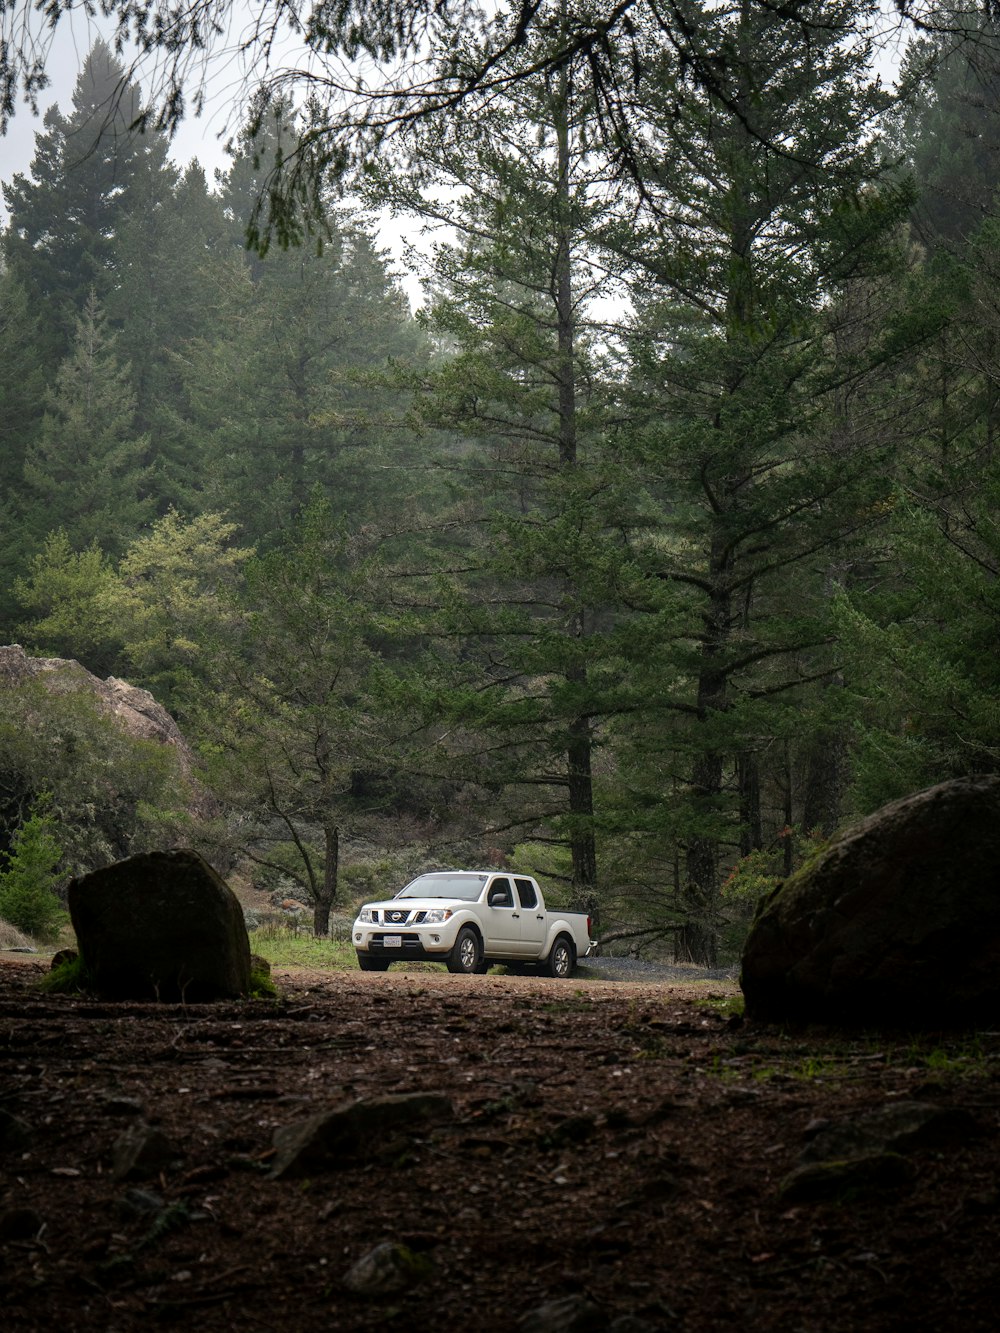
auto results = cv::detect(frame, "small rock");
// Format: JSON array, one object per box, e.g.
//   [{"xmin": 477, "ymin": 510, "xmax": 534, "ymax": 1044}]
[
  {"xmin": 115, "ymin": 1187, "xmax": 165, "ymax": 1221},
  {"xmin": 270, "ymin": 1091, "xmax": 454, "ymax": 1179},
  {"xmin": 112, "ymin": 1123, "xmax": 178, "ymax": 1181},
  {"xmin": 342, "ymin": 1241, "xmax": 431, "ymax": 1296},
  {"xmin": 0, "ymin": 1207, "xmax": 44, "ymax": 1241},
  {"xmin": 518, "ymin": 1294, "xmax": 607, "ymax": 1332},
  {"xmin": 102, "ymin": 1094, "xmax": 145, "ymax": 1117},
  {"xmin": 778, "ymin": 1153, "xmax": 916, "ymax": 1202},
  {"xmin": 541, "ymin": 1115, "xmax": 597, "ymax": 1149},
  {"xmin": 799, "ymin": 1101, "xmax": 979, "ymax": 1165},
  {"xmin": 0, "ymin": 1107, "xmax": 32, "ymax": 1151}
]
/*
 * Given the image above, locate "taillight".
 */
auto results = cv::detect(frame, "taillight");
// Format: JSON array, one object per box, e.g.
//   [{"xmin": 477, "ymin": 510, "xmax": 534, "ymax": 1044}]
[{"xmin": 587, "ymin": 915, "xmax": 592, "ymax": 935}]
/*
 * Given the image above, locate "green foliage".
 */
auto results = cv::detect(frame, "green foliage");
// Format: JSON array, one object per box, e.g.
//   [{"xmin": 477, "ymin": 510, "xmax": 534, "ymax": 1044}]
[
  {"xmin": 184, "ymin": 491, "xmax": 418, "ymax": 927},
  {"xmin": 249, "ymin": 926, "xmax": 358, "ymax": 971},
  {"xmin": 19, "ymin": 292, "xmax": 155, "ymax": 560},
  {"xmin": 0, "ymin": 676, "xmax": 192, "ymax": 874},
  {"xmin": 15, "ymin": 511, "xmax": 253, "ymax": 704},
  {"xmin": 14, "ymin": 530, "xmax": 123, "ymax": 674},
  {"xmin": 248, "ymin": 964, "xmax": 280, "ymax": 999},
  {"xmin": 836, "ymin": 479, "xmax": 1000, "ymax": 811},
  {"xmin": 0, "ymin": 800, "xmax": 65, "ymax": 940},
  {"xmin": 722, "ymin": 828, "xmax": 830, "ymax": 904},
  {"xmin": 37, "ymin": 952, "xmax": 95, "ymax": 995}
]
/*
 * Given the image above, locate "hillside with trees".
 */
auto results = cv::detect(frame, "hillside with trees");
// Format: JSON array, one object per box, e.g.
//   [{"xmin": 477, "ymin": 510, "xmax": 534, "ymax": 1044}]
[{"xmin": 2, "ymin": 3, "xmax": 1000, "ymax": 962}]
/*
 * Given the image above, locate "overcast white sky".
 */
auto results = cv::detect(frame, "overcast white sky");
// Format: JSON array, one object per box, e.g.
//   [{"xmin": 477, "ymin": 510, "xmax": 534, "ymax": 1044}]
[
  {"xmin": 0, "ymin": 12, "xmax": 432, "ymax": 306},
  {"xmin": 0, "ymin": 8, "xmax": 907, "ymax": 314},
  {"xmin": 0, "ymin": 15, "xmax": 241, "ymax": 184}
]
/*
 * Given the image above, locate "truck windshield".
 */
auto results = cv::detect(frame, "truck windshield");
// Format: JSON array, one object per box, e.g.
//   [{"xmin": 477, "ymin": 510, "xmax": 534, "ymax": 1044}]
[{"xmin": 396, "ymin": 873, "xmax": 488, "ymax": 901}]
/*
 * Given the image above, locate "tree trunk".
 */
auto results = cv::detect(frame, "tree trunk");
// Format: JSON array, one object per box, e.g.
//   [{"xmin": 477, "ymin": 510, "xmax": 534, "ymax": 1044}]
[
  {"xmin": 737, "ymin": 752, "xmax": 762, "ymax": 858},
  {"xmin": 801, "ymin": 726, "xmax": 846, "ymax": 838},
  {"xmin": 681, "ymin": 525, "xmax": 732, "ymax": 967},
  {"xmin": 312, "ymin": 823, "xmax": 339, "ymax": 937},
  {"xmin": 553, "ymin": 64, "xmax": 599, "ymax": 917},
  {"xmin": 567, "ymin": 691, "xmax": 598, "ymax": 913}
]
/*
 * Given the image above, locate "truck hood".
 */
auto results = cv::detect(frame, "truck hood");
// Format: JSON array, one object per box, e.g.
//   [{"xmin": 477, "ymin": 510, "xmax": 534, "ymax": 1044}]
[{"xmin": 359, "ymin": 897, "xmax": 466, "ymax": 916}]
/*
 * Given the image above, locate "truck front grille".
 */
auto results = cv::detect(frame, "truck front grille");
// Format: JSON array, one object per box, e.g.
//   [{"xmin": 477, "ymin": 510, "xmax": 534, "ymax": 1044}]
[{"xmin": 371, "ymin": 933, "xmax": 422, "ymax": 953}]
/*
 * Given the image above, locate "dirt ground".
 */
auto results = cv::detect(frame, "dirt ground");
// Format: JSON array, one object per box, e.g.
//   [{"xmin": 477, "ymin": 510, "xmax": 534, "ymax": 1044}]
[{"xmin": 1, "ymin": 954, "xmax": 999, "ymax": 1332}]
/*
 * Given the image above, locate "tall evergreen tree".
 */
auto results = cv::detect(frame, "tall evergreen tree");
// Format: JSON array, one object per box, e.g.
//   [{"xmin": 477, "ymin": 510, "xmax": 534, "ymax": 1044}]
[
  {"xmin": 2, "ymin": 40, "xmax": 175, "ymax": 373},
  {"xmin": 172, "ymin": 111, "xmax": 427, "ymax": 545},
  {"xmin": 0, "ymin": 271, "xmax": 45, "ymax": 635},
  {"xmin": 107, "ymin": 159, "xmax": 231, "ymax": 507},
  {"xmin": 370, "ymin": 14, "xmax": 645, "ymax": 914},
  {"xmin": 608, "ymin": 0, "xmax": 905, "ymax": 959},
  {"xmin": 20, "ymin": 291, "xmax": 154, "ymax": 558},
  {"xmin": 893, "ymin": 6, "xmax": 1000, "ymax": 250},
  {"xmin": 189, "ymin": 495, "xmax": 397, "ymax": 935}
]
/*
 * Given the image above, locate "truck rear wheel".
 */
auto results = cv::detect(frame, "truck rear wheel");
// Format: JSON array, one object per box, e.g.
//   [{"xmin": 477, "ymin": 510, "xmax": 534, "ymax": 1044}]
[
  {"xmin": 447, "ymin": 927, "xmax": 481, "ymax": 974},
  {"xmin": 545, "ymin": 935, "xmax": 575, "ymax": 978}
]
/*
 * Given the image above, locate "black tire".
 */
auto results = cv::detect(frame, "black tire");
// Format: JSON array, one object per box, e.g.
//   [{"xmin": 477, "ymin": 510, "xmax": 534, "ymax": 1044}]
[
  {"xmin": 357, "ymin": 953, "xmax": 391, "ymax": 972},
  {"xmin": 447, "ymin": 927, "xmax": 481, "ymax": 975},
  {"xmin": 474, "ymin": 958, "xmax": 491, "ymax": 974},
  {"xmin": 544, "ymin": 934, "xmax": 575, "ymax": 979}
]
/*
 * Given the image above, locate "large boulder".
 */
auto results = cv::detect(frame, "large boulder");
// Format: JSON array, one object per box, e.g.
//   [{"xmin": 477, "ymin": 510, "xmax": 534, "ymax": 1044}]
[
  {"xmin": 0, "ymin": 644, "xmax": 217, "ymax": 821},
  {"xmin": 740, "ymin": 776, "xmax": 1000, "ymax": 1026},
  {"xmin": 68, "ymin": 849, "xmax": 252, "ymax": 1001},
  {"xmin": 0, "ymin": 644, "xmax": 188, "ymax": 751}
]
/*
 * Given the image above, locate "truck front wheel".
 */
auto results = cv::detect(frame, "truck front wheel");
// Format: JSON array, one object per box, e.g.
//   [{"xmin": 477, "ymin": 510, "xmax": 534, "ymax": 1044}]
[
  {"xmin": 447, "ymin": 927, "xmax": 481, "ymax": 974},
  {"xmin": 357, "ymin": 953, "xmax": 391, "ymax": 972},
  {"xmin": 545, "ymin": 935, "xmax": 575, "ymax": 978}
]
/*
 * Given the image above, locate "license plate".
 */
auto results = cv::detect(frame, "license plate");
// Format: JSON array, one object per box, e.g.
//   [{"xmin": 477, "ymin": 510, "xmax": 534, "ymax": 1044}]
[{"xmin": 383, "ymin": 935, "xmax": 402, "ymax": 948}]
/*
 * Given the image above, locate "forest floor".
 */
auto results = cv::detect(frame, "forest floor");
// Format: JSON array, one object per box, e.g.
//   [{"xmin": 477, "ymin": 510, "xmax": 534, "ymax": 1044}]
[{"xmin": 1, "ymin": 953, "xmax": 999, "ymax": 1331}]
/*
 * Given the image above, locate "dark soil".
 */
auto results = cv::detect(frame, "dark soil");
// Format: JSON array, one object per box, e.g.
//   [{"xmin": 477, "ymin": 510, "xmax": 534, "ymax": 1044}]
[{"xmin": 1, "ymin": 956, "xmax": 999, "ymax": 1331}]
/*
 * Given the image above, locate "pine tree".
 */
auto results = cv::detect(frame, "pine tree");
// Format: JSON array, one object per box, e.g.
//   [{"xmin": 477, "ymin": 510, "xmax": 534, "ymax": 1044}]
[
  {"xmin": 608, "ymin": 0, "xmax": 905, "ymax": 960},
  {"xmin": 107, "ymin": 160, "xmax": 231, "ymax": 508},
  {"xmin": 367, "ymin": 18, "xmax": 638, "ymax": 914},
  {"xmin": 20, "ymin": 291, "xmax": 155, "ymax": 558},
  {"xmin": 0, "ymin": 272, "xmax": 46, "ymax": 636},
  {"xmin": 0, "ymin": 800, "xmax": 64, "ymax": 941},
  {"xmin": 189, "ymin": 494, "xmax": 394, "ymax": 935},
  {"xmin": 893, "ymin": 6, "xmax": 1000, "ymax": 250},
  {"xmin": 2, "ymin": 40, "xmax": 175, "ymax": 374},
  {"xmin": 169, "ymin": 102, "xmax": 427, "ymax": 546}
]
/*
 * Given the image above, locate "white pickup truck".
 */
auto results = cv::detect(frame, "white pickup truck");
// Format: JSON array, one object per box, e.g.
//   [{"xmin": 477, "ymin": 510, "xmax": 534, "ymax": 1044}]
[{"xmin": 352, "ymin": 870, "xmax": 593, "ymax": 977}]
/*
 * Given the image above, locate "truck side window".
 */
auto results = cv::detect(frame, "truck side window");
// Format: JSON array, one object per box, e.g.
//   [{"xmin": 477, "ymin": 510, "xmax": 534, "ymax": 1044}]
[
  {"xmin": 514, "ymin": 878, "xmax": 538, "ymax": 909},
  {"xmin": 487, "ymin": 877, "xmax": 514, "ymax": 908}
]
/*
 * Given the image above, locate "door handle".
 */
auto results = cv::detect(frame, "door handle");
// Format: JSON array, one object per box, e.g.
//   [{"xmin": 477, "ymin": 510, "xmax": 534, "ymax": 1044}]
[{"xmin": 512, "ymin": 913, "xmax": 519, "ymax": 918}]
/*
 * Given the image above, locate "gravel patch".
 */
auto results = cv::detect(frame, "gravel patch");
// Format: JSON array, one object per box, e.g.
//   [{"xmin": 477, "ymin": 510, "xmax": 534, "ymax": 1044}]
[{"xmin": 577, "ymin": 955, "xmax": 739, "ymax": 985}]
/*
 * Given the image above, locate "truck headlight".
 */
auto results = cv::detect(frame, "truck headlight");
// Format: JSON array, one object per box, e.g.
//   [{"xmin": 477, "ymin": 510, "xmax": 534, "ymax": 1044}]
[
  {"xmin": 422, "ymin": 908, "xmax": 453, "ymax": 924},
  {"xmin": 358, "ymin": 908, "xmax": 375, "ymax": 924}
]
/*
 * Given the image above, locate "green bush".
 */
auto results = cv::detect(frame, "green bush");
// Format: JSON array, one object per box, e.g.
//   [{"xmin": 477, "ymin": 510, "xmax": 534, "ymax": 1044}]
[{"xmin": 0, "ymin": 801, "xmax": 66, "ymax": 941}]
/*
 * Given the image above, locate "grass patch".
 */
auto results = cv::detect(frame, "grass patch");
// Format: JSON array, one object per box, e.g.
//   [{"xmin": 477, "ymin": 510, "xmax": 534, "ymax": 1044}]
[
  {"xmin": 37, "ymin": 952, "xmax": 94, "ymax": 995},
  {"xmin": 0, "ymin": 917, "xmax": 37, "ymax": 952},
  {"xmin": 248, "ymin": 963, "xmax": 280, "ymax": 999},
  {"xmin": 249, "ymin": 924, "xmax": 359, "ymax": 970},
  {"xmin": 697, "ymin": 992, "xmax": 745, "ymax": 1020}
]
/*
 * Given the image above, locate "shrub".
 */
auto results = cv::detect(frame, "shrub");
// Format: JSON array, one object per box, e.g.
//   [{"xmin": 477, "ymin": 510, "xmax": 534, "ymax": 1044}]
[{"xmin": 0, "ymin": 801, "xmax": 65, "ymax": 941}]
